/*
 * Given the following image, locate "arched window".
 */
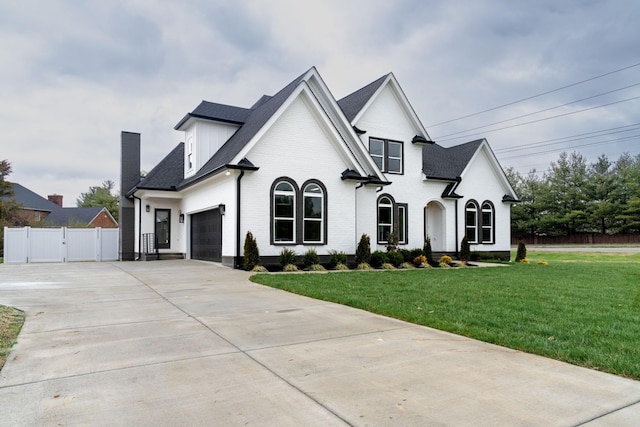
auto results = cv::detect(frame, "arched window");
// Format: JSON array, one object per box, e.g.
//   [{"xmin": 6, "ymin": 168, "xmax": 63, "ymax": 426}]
[
  {"xmin": 303, "ymin": 182, "xmax": 324, "ymax": 243},
  {"xmin": 481, "ymin": 201, "xmax": 494, "ymax": 243},
  {"xmin": 465, "ymin": 201, "xmax": 479, "ymax": 243},
  {"xmin": 273, "ymin": 180, "xmax": 296, "ymax": 243},
  {"xmin": 377, "ymin": 196, "xmax": 394, "ymax": 243}
]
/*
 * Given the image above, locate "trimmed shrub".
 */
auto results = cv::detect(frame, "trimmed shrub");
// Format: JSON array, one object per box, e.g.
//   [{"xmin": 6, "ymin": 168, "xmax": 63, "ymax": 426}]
[
  {"xmin": 370, "ymin": 250, "xmax": 389, "ymax": 268},
  {"xmin": 243, "ymin": 231, "xmax": 260, "ymax": 271},
  {"xmin": 460, "ymin": 235, "xmax": 470, "ymax": 263},
  {"xmin": 516, "ymin": 240, "xmax": 527, "ymax": 262},
  {"xmin": 413, "ymin": 255, "xmax": 427, "ymax": 266},
  {"xmin": 399, "ymin": 249, "xmax": 412, "ymax": 263},
  {"xmin": 302, "ymin": 248, "xmax": 320, "ymax": 267},
  {"xmin": 328, "ymin": 250, "xmax": 347, "ymax": 268},
  {"xmin": 438, "ymin": 255, "xmax": 453, "ymax": 265},
  {"xmin": 424, "ymin": 237, "xmax": 434, "ymax": 264},
  {"xmin": 355, "ymin": 234, "xmax": 371, "ymax": 265},
  {"xmin": 388, "ymin": 251, "xmax": 404, "ymax": 267},
  {"xmin": 279, "ymin": 248, "xmax": 298, "ymax": 269},
  {"xmin": 409, "ymin": 248, "xmax": 425, "ymax": 261}
]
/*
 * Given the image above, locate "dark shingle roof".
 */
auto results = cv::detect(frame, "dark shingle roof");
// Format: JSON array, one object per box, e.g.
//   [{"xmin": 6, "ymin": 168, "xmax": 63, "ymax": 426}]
[
  {"xmin": 5, "ymin": 183, "xmax": 59, "ymax": 211},
  {"xmin": 45, "ymin": 207, "xmax": 104, "ymax": 225},
  {"xmin": 177, "ymin": 69, "xmax": 309, "ymax": 188},
  {"xmin": 337, "ymin": 74, "xmax": 388, "ymax": 122},
  {"xmin": 174, "ymin": 102, "xmax": 252, "ymax": 129},
  {"xmin": 422, "ymin": 139, "xmax": 484, "ymax": 180},
  {"xmin": 136, "ymin": 143, "xmax": 185, "ymax": 191}
]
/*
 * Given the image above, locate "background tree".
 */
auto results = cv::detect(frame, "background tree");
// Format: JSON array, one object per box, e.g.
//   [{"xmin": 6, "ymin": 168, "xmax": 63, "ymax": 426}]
[
  {"xmin": 1, "ymin": 160, "xmax": 24, "ymax": 256},
  {"xmin": 77, "ymin": 180, "xmax": 119, "ymax": 222},
  {"xmin": 585, "ymin": 155, "xmax": 616, "ymax": 234}
]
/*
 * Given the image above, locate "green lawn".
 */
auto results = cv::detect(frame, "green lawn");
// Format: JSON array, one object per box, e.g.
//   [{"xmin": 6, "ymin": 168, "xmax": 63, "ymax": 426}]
[
  {"xmin": 0, "ymin": 305, "xmax": 24, "ymax": 371},
  {"xmin": 251, "ymin": 251, "xmax": 640, "ymax": 379}
]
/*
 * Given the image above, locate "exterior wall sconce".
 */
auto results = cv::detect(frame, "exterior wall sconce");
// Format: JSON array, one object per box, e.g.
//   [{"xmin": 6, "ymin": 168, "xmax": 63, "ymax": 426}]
[
  {"xmin": 146, "ymin": 204, "xmax": 150, "ymax": 212},
  {"xmin": 179, "ymin": 213, "xmax": 185, "ymax": 223},
  {"xmin": 219, "ymin": 204, "xmax": 225, "ymax": 215}
]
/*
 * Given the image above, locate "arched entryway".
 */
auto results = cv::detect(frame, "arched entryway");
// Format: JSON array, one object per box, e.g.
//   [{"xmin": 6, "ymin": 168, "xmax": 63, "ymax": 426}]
[{"xmin": 424, "ymin": 201, "xmax": 446, "ymax": 252}]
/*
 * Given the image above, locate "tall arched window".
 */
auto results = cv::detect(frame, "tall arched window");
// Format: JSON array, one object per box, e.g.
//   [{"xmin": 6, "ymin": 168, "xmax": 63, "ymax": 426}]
[
  {"xmin": 377, "ymin": 196, "xmax": 394, "ymax": 243},
  {"xmin": 481, "ymin": 201, "xmax": 494, "ymax": 243},
  {"xmin": 465, "ymin": 200, "xmax": 479, "ymax": 243},
  {"xmin": 273, "ymin": 180, "xmax": 296, "ymax": 243},
  {"xmin": 303, "ymin": 182, "xmax": 324, "ymax": 243}
]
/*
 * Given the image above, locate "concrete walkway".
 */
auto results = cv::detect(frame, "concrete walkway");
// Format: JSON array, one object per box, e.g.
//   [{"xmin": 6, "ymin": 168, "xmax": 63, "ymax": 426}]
[{"xmin": 1, "ymin": 260, "xmax": 639, "ymax": 426}]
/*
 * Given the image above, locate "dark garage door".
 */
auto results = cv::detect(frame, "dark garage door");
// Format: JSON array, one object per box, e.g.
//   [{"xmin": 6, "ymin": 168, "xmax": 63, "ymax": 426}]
[{"xmin": 191, "ymin": 208, "xmax": 222, "ymax": 262}]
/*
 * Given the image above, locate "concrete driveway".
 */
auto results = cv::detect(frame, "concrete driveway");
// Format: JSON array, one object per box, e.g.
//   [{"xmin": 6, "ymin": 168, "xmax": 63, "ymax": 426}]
[{"xmin": 1, "ymin": 260, "xmax": 639, "ymax": 426}]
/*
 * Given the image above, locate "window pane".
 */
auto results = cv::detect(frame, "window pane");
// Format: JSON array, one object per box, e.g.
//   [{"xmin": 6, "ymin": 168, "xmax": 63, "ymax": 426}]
[
  {"xmin": 466, "ymin": 226, "xmax": 477, "ymax": 242},
  {"xmin": 372, "ymin": 155, "xmax": 383, "ymax": 170},
  {"xmin": 398, "ymin": 206, "xmax": 406, "ymax": 243},
  {"xmin": 275, "ymin": 182, "xmax": 294, "ymax": 192},
  {"xmin": 388, "ymin": 158, "xmax": 401, "ymax": 173},
  {"xmin": 304, "ymin": 220, "xmax": 321, "ymax": 242},
  {"xmin": 388, "ymin": 141, "xmax": 402, "ymax": 158},
  {"xmin": 379, "ymin": 206, "xmax": 392, "ymax": 224},
  {"xmin": 304, "ymin": 196, "xmax": 322, "ymax": 218},
  {"xmin": 482, "ymin": 227, "xmax": 492, "ymax": 243},
  {"xmin": 305, "ymin": 184, "xmax": 321, "ymax": 194},
  {"xmin": 466, "ymin": 211, "xmax": 476, "ymax": 226},
  {"xmin": 482, "ymin": 211, "xmax": 492, "ymax": 225},
  {"xmin": 275, "ymin": 194, "xmax": 294, "ymax": 217},
  {"xmin": 369, "ymin": 139, "xmax": 384, "ymax": 156},
  {"xmin": 378, "ymin": 224, "xmax": 392, "ymax": 242},
  {"xmin": 274, "ymin": 219, "xmax": 294, "ymax": 241}
]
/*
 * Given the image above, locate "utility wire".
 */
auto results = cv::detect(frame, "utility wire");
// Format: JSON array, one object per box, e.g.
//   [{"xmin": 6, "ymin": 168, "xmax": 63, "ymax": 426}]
[
  {"xmin": 498, "ymin": 134, "xmax": 640, "ymax": 160},
  {"xmin": 434, "ymin": 82, "xmax": 640, "ymax": 139},
  {"xmin": 427, "ymin": 61, "xmax": 640, "ymax": 127},
  {"xmin": 436, "ymin": 95, "xmax": 640, "ymax": 143}
]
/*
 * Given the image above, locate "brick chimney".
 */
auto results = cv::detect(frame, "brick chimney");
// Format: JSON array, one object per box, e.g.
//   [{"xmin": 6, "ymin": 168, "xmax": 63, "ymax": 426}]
[{"xmin": 48, "ymin": 194, "xmax": 63, "ymax": 207}]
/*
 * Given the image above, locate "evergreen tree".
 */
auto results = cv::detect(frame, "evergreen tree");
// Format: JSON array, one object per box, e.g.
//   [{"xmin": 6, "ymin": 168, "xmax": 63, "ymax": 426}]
[
  {"xmin": 77, "ymin": 180, "xmax": 119, "ymax": 221},
  {"xmin": 243, "ymin": 231, "xmax": 260, "ymax": 270},
  {"xmin": 355, "ymin": 233, "xmax": 371, "ymax": 265}
]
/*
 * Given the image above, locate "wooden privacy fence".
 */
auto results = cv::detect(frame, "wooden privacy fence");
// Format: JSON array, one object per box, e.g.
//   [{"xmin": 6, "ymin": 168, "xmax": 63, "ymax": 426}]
[
  {"xmin": 512, "ymin": 233, "xmax": 640, "ymax": 245},
  {"xmin": 3, "ymin": 227, "xmax": 119, "ymax": 264}
]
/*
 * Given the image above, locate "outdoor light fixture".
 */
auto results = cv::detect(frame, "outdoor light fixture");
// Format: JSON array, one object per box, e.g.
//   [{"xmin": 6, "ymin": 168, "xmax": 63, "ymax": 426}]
[
  {"xmin": 219, "ymin": 204, "xmax": 226, "ymax": 216},
  {"xmin": 179, "ymin": 214, "xmax": 185, "ymax": 223},
  {"xmin": 146, "ymin": 204, "xmax": 150, "ymax": 212}
]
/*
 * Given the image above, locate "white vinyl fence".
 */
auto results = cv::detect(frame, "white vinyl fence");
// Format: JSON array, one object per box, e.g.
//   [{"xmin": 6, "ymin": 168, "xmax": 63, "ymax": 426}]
[{"xmin": 3, "ymin": 227, "xmax": 119, "ymax": 264}]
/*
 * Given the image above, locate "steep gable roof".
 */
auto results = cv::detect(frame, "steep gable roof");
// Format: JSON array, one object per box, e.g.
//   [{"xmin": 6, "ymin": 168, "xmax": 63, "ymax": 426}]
[
  {"xmin": 337, "ymin": 74, "xmax": 388, "ymax": 122},
  {"xmin": 45, "ymin": 206, "xmax": 106, "ymax": 225},
  {"xmin": 6, "ymin": 183, "xmax": 59, "ymax": 212},
  {"xmin": 174, "ymin": 102, "xmax": 251, "ymax": 129},
  {"xmin": 136, "ymin": 143, "xmax": 185, "ymax": 191},
  {"xmin": 423, "ymin": 139, "xmax": 484, "ymax": 180}
]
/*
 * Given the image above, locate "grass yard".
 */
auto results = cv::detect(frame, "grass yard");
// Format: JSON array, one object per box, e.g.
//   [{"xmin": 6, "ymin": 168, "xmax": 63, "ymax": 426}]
[
  {"xmin": 250, "ymin": 250, "xmax": 640, "ymax": 380},
  {"xmin": 0, "ymin": 305, "xmax": 25, "ymax": 371}
]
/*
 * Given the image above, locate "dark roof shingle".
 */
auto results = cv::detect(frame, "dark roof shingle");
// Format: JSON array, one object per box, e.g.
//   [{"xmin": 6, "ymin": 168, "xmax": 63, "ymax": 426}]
[
  {"xmin": 422, "ymin": 139, "xmax": 484, "ymax": 180},
  {"xmin": 337, "ymin": 74, "xmax": 388, "ymax": 122}
]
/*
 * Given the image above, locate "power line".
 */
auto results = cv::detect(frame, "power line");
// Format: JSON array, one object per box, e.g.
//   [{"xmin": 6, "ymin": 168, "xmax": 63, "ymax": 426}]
[
  {"xmin": 427, "ymin": 61, "xmax": 640, "ymax": 128},
  {"xmin": 495, "ymin": 123, "xmax": 640, "ymax": 154},
  {"xmin": 435, "ymin": 95, "xmax": 640, "ymax": 143},
  {"xmin": 434, "ymin": 82, "xmax": 640, "ymax": 139},
  {"xmin": 498, "ymin": 134, "xmax": 640, "ymax": 160}
]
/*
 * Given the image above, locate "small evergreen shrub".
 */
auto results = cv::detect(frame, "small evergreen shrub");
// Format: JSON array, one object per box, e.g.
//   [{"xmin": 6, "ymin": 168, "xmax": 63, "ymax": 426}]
[
  {"xmin": 243, "ymin": 231, "xmax": 260, "ymax": 271},
  {"xmin": 424, "ymin": 237, "xmax": 434, "ymax": 264},
  {"xmin": 370, "ymin": 250, "xmax": 389, "ymax": 268},
  {"xmin": 355, "ymin": 234, "xmax": 371, "ymax": 265},
  {"xmin": 381, "ymin": 263, "xmax": 396, "ymax": 270},
  {"xmin": 328, "ymin": 250, "xmax": 348, "ymax": 268},
  {"xmin": 279, "ymin": 248, "xmax": 298, "ymax": 268},
  {"xmin": 388, "ymin": 251, "xmax": 404, "ymax": 267},
  {"xmin": 399, "ymin": 249, "xmax": 412, "ymax": 263},
  {"xmin": 399, "ymin": 262, "xmax": 415, "ymax": 269},
  {"xmin": 460, "ymin": 235, "xmax": 470, "ymax": 262},
  {"xmin": 409, "ymin": 248, "xmax": 425, "ymax": 261},
  {"xmin": 302, "ymin": 248, "xmax": 320, "ymax": 267},
  {"xmin": 516, "ymin": 240, "xmax": 527, "ymax": 262}
]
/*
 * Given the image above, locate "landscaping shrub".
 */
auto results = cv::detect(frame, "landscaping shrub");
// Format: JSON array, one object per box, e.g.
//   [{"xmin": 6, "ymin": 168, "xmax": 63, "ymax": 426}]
[
  {"xmin": 413, "ymin": 255, "xmax": 427, "ymax": 266},
  {"xmin": 386, "ymin": 230, "xmax": 399, "ymax": 252},
  {"xmin": 460, "ymin": 235, "xmax": 470, "ymax": 263},
  {"xmin": 334, "ymin": 263, "xmax": 349, "ymax": 271},
  {"xmin": 309, "ymin": 264, "xmax": 326, "ymax": 271},
  {"xmin": 370, "ymin": 250, "xmax": 389, "ymax": 268},
  {"xmin": 381, "ymin": 263, "xmax": 396, "ymax": 270},
  {"xmin": 438, "ymin": 255, "xmax": 453, "ymax": 265},
  {"xmin": 399, "ymin": 262, "xmax": 415, "ymax": 269},
  {"xmin": 328, "ymin": 250, "xmax": 348, "ymax": 268},
  {"xmin": 356, "ymin": 262, "xmax": 373, "ymax": 270},
  {"xmin": 283, "ymin": 263, "xmax": 299, "ymax": 272},
  {"xmin": 243, "ymin": 231, "xmax": 260, "ymax": 271},
  {"xmin": 409, "ymin": 248, "xmax": 425, "ymax": 261},
  {"xmin": 399, "ymin": 249, "xmax": 412, "ymax": 263},
  {"xmin": 516, "ymin": 240, "xmax": 527, "ymax": 262},
  {"xmin": 355, "ymin": 234, "xmax": 371, "ymax": 265},
  {"xmin": 388, "ymin": 251, "xmax": 404, "ymax": 267},
  {"xmin": 279, "ymin": 248, "xmax": 298, "ymax": 269},
  {"xmin": 302, "ymin": 248, "xmax": 320, "ymax": 267},
  {"xmin": 424, "ymin": 237, "xmax": 434, "ymax": 264}
]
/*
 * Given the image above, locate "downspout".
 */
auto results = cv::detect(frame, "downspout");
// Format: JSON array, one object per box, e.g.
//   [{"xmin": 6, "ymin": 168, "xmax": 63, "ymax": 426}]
[
  {"xmin": 235, "ymin": 170, "xmax": 245, "ymax": 268},
  {"xmin": 354, "ymin": 182, "xmax": 365, "ymax": 246},
  {"xmin": 454, "ymin": 199, "xmax": 459, "ymax": 258},
  {"xmin": 133, "ymin": 195, "xmax": 142, "ymax": 260}
]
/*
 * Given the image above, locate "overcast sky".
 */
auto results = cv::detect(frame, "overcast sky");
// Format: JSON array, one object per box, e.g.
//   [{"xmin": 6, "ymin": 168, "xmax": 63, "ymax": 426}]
[{"xmin": 2, "ymin": 0, "xmax": 639, "ymax": 206}]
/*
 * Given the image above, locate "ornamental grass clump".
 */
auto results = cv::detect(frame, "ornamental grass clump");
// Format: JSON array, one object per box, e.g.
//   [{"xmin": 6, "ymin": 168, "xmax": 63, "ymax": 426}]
[
  {"xmin": 328, "ymin": 250, "xmax": 347, "ymax": 269},
  {"xmin": 399, "ymin": 262, "xmax": 415, "ymax": 269},
  {"xmin": 308, "ymin": 263, "xmax": 326, "ymax": 271},
  {"xmin": 279, "ymin": 248, "xmax": 298, "ymax": 270},
  {"xmin": 334, "ymin": 263, "xmax": 349, "ymax": 271},
  {"xmin": 381, "ymin": 263, "xmax": 396, "ymax": 270},
  {"xmin": 302, "ymin": 248, "xmax": 320, "ymax": 268},
  {"xmin": 356, "ymin": 262, "xmax": 373, "ymax": 270}
]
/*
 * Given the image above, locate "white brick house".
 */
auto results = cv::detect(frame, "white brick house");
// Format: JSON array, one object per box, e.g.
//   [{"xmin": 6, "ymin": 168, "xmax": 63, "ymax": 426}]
[{"xmin": 120, "ymin": 67, "xmax": 518, "ymax": 267}]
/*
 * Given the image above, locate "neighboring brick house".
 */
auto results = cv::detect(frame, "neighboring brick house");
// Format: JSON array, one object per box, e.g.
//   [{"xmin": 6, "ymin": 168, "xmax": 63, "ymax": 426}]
[
  {"xmin": 120, "ymin": 67, "xmax": 518, "ymax": 266},
  {"xmin": 6, "ymin": 183, "xmax": 117, "ymax": 228}
]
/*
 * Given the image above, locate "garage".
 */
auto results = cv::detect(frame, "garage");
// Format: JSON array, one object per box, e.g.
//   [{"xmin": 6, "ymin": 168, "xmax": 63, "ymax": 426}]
[{"xmin": 190, "ymin": 208, "xmax": 222, "ymax": 262}]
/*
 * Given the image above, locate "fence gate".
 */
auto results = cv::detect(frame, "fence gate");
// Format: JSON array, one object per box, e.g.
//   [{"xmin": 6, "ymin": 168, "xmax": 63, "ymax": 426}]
[{"xmin": 3, "ymin": 227, "xmax": 119, "ymax": 264}]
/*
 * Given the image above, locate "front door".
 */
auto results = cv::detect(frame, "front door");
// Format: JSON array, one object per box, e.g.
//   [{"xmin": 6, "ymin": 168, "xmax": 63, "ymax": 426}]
[
  {"xmin": 425, "ymin": 201, "xmax": 445, "ymax": 252},
  {"xmin": 155, "ymin": 209, "xmax": 171, "ymax": 249}
]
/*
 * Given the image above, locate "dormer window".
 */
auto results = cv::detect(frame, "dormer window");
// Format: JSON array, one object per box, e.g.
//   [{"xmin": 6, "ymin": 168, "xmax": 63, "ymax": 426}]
[
  {"xmin": 369, "ymin": 137, "xmax": 403, "ymax": 174},
  {"xmin": 187, "ymin": 138, "xmax": 194, "ymax": 171}
]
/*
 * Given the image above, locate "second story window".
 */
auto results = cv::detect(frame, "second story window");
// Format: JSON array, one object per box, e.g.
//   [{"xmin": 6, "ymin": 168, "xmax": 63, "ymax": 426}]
[{"xmin": 369, "ymin": 138, "xmax": 403, "ymax": 174}]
